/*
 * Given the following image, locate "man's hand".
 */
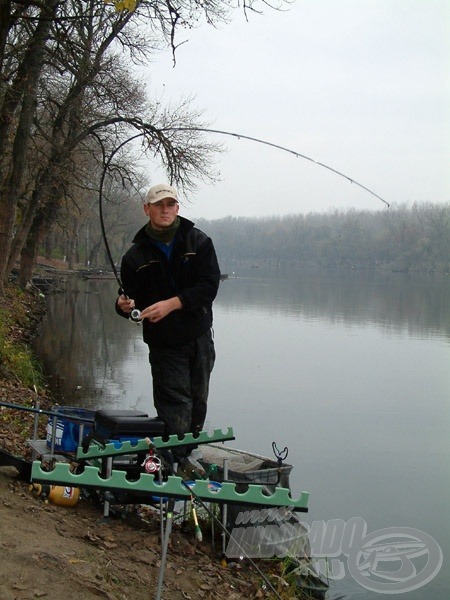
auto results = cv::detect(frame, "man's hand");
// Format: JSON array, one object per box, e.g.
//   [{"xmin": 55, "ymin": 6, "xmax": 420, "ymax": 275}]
[
  {"xmin": 117, "ymin": 294, "xmax": 135, "ymax": 313},
  {"xmin": 141, "ymin": 297, "xmax": 182, "ymax": 323}
]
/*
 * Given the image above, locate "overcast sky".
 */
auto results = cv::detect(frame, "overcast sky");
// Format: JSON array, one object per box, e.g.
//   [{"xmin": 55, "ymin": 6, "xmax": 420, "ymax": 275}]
[{"xmin": 140, "ymin": 0, "xmax": 450, "ymax": 220}]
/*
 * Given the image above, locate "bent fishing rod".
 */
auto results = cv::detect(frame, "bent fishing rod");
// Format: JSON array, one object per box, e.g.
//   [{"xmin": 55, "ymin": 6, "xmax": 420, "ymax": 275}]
[
  {"xmin": 96, "ymin": 126, "xmax": 390, "ymax": 318},
  {"xmin": 96, "ymin": 131, "xmax": 144, "ymax": 323},
  {"xmin": 163, "ymin": 127, "xmax": 391, "ymax": 209}
]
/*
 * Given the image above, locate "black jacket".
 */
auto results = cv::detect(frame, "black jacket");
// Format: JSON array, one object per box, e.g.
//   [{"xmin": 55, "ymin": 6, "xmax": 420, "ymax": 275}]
[{"xmin": 116, "ymin": 216, "xmax": 220, "ymax": 347}]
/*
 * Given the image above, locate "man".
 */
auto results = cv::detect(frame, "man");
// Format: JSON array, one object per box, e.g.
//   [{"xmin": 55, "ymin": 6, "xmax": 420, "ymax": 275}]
[{"xmin": 115, "ymin": 183, "xmax": 220, "ymax": 478}]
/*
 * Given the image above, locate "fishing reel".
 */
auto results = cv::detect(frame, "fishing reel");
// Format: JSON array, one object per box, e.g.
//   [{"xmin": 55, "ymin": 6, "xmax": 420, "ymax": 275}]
[
  {"xmin": 141, "ymin": 454, "xmax": 162, "ymax": 475},
  {"xmin": 129, "ymin": 308, "xmax": 142, "ymax": 323}
]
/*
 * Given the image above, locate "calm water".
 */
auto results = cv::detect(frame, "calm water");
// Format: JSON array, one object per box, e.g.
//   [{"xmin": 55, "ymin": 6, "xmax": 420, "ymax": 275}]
[{"xmin": 34, "ymin": 268, "xmax": 450, "ymax": 599}]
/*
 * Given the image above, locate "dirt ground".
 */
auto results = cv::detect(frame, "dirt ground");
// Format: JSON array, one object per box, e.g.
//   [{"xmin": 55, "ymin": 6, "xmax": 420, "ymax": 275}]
[{"xmin": 0, "ymin": 465, "xmax": 276, "ymax": 600}]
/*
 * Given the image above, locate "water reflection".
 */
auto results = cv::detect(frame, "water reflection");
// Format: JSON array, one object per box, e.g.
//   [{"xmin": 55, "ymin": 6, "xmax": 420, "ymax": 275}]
[
  {"xmin": 33, "ymin": 269, "xmax": 450, "ymax": 600},
  {"xmin": 217, "ymin": 267, "xmax": 450, "ymax": 339},
  {"xmin": 34, "ymin": 278, "xmax": 135, "ymax": 407},
  {"xmin": 34, "ymin": 269, "xmax": 450, "ymax": 409}
]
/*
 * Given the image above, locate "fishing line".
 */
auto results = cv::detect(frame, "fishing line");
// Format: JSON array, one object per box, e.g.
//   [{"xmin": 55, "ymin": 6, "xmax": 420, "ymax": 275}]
[{"xmin": 178, "ymin": 477, "xmax": 284, "ymax": 600}]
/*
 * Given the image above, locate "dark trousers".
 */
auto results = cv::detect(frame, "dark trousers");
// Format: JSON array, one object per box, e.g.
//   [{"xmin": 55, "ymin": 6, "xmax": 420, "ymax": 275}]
[{"xmin": 148, "ymin": 329, "xmax": 215, "ymax": 459}]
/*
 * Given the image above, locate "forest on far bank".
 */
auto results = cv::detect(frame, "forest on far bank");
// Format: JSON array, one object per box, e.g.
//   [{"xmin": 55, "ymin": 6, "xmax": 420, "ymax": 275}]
[
  {"xmin": 42, "ymin": 201, "xmax": 449, "ymax": 275},
  {"xmin": 198, "ymin": 202, "xmax": 450, "ymax": 273}
]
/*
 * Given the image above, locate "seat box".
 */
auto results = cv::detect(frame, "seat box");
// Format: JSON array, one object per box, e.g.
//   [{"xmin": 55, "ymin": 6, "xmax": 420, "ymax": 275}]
[{"xmin": 94, "ymin": 409, "xmax": 166, "ymax": 442}]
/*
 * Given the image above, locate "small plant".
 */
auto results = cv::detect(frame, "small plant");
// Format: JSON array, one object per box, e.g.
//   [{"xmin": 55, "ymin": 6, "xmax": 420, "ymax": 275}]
[
  {"xmin": 0, "ymin": 284, "xmax": 45, "ymax": 390},
  {"xmin": 262, "ymin": 555, "xmax": 329, "ymax": 600},
  {"xmin": 6, "ymin": 343, "xmax": 44, "ymax": 388}
]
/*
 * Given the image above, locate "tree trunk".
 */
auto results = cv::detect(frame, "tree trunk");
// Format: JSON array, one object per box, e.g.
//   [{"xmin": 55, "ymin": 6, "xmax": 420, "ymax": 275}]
[
  {"xmin": 17, "ymin": 182, "xmax": 62, "ymax": 289},
  {"xmin": 5, "ymin": 189, "xmax": 39, "ymax": 276},
  {"xmin": 0, "ymin": 0, "xmax": 61, "ymax": 295},
  {"xmin": 67, "ymin": 236, "xmax": 77, "ymax": 271},
  {"xmin": 88, "ymin": 238, "xmax": 103, "ymax": 267},
  {"xmin": 0, "ymin": 0, "xmax": 12, "ymax": 76},
  {"xmin": 18, "ymin": 220, "xmax": 41, "ymax": 289},
  {"xmin": 44, "ymin": 231, "xmax": 54, "ymax": 260}
]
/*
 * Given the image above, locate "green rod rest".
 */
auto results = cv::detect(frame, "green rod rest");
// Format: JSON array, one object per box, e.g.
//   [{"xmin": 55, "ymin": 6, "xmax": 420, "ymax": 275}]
[
  {"xmin": 31, "ymin": 462, "xmax": 309, "ymax": 511},
  {"xmin": 76, "ymin": 427, "xmax": 235, "ymax": 460}
]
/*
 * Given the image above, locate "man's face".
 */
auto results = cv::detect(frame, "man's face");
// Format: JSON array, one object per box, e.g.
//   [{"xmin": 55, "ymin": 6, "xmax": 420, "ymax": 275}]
[{"xmin": 144, "ymin": 198, "xmax": 179, "ymax": 230}]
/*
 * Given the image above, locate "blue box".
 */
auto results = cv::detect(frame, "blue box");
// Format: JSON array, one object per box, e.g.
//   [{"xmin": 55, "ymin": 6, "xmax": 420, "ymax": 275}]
[{"xmin": 46, "ymin": 406, "xmax": 95, "ymax": 452}]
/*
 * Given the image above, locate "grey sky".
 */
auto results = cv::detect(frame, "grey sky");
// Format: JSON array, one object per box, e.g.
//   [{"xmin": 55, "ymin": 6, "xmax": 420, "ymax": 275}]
[{"xmin": 142, "ymin": 0, "xmax": 449, "ymax": 220}]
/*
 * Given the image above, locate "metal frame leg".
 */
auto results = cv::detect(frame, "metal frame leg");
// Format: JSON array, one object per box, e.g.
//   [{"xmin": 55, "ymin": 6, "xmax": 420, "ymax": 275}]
[
  {"xmin": 102, "ymin": 457, "xmax": 113, "ymax": 519},
  {"xmin": 222, "ymin": 458, "xmax": 229, "ymax": 557},
  {"xmin": 155, "ymin": 498, "xmax": 175, "ymax": 600}
]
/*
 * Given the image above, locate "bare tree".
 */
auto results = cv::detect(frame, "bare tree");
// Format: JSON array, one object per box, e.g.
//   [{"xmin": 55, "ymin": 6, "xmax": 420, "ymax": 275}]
[
  {"xmin": 0, "ymin": 0, "xmax": 287, "ymax": 294},
  {"xmin": 0, "ymin": 0, "xmax": 228, "ymax": 292},
  {"xmin": 0, "ymin": 0, "xmax": 62, "ymax": 294}
]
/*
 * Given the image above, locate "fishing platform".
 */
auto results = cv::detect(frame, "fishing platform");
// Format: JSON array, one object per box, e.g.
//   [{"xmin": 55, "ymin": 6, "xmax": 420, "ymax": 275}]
[
  {"xmin": 27, "ymin": 407, "xmax": 309, "ymax": 512},
  {"xmin": 2, "ymin": 403, "xmax": 316, "ymax": 600}
]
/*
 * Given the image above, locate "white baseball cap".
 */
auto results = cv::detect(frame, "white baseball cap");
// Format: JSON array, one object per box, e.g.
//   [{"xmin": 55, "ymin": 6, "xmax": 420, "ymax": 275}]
[{"xmin": 145, "ymin": 183, "xmax": 178, "ymax": 204}]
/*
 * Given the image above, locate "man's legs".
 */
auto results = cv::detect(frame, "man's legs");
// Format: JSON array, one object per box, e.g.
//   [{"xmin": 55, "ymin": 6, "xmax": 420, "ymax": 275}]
[
  {"xmin": 149, "ymin": 330, "xmax": 215, "ymax": 461},
  {"xmin": 190, "ymin": 329, "xmax": 215, "ymax": 435}
]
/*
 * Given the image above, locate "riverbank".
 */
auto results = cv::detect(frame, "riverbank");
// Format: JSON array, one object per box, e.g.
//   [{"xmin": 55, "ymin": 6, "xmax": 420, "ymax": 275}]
[
  {"xmin": 0, "ymin": 469, "xmax": 272, "ymax": 600},
  {"xmin": 0, "ymin": 282, "xmax": 293, "ymax": 600},
  {"xmin": 0, "ymin": 282, "xmax": 56, "ymax": 455}
]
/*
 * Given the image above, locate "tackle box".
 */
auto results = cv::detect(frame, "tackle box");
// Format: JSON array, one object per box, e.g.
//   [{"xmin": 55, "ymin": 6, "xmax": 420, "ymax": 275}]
[{"xmin": 94, "ymin": 409, "xmax": 167, "ymax": 444}]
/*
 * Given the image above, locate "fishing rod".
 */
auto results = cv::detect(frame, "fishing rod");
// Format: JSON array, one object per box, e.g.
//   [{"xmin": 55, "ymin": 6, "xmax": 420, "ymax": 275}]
[
  {"xmin": 96, "ymin": 125, "xmax": 390, "ymax": 320},
  {"xmin": 164, "ymin": 127, "xmax": 391, "ymax": 209},
  {"xmin": 96, "ymin": 131, "xmax": 138, "ymax": 297},
  {"xmin": 96, "ymin": 131, "xmax": 143, "ymax": 322},
  {"xmin": 0, "ymin": 400, "xmax": 93, "ymax": 423}
]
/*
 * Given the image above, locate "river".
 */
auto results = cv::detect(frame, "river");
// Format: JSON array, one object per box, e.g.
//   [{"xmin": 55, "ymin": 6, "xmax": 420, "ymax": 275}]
[{"xmin": 33, "ymin": 267, "xmax": 450, "ymax": 599}]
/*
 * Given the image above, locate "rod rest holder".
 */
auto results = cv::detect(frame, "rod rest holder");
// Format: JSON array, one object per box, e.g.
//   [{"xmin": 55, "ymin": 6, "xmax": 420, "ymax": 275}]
[
  {"xmin": 77, "ymin": 427, "xmax": 235, "ymax": 460},
  {"xmin": 31, "ymin": 461, "xmax": 309, "ymax": 511}
]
